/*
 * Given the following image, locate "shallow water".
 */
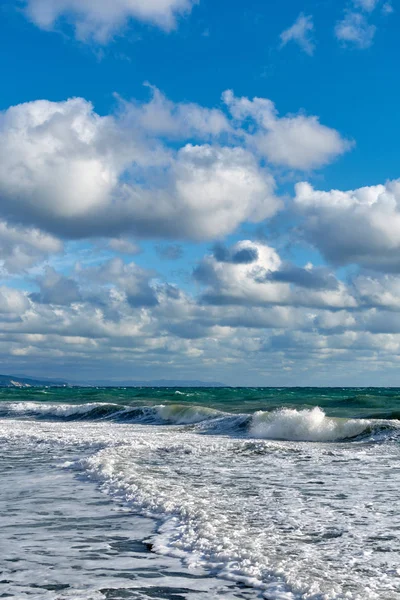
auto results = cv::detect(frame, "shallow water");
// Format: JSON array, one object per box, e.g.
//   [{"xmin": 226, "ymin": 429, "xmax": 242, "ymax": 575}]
[
  {"xmin": 1, "ymin": 387, "xmax": 400, "ymax": 599},
  {"xmin": 0, "ymin": 435, "xmax": 260, "ymax": 599}
]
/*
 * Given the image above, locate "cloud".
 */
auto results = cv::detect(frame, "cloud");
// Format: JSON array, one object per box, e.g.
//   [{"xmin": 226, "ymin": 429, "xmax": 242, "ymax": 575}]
[
  {"xmin": 0, "ymin": 96, "xmax": 280, "ymax": 241},
  {"xmin": 335, "ymin": 0, "xmax": 393, "ymax": 48},
  {"xmin": 212, "ymin": 242, "xmax": 259, "ymax": 264},
  {"xmin": 155, "ymin": 244, "xmax": 184, "ymax": 260},
  {"xmin": 23, "ymin": 0, "xmax": 198, "ymax": 42},
  {"xmin": 335, "ymin": 12, "xmax": 376, "ymax": 48},
  {"xmin": 77, "ymin": 257, "xmax": 159, "ymax": 307},
  {"xmin": 280, "ymin": 13, "xmax": 315, "ymax": 56},
  {"xmin": 266, "ymin": 264, "xmax": 339, "ymax": 291},
  {"xmin": 382, "ymin": 3, "xmax": 394, "ymax": 15},
  {"xmin": 0, "ymin": 287, "xmax": 30, "ymax": 315},
  {"xmin": 195, "ymin": 240, "xmax": 355, "ymax": 309},
  {"xmin": 108, "ymin": 238, "xmax": 141, "ymax": 255},
  {"xmin": 122, "ymin": 84, "xmax": 231, "ymax": 139},
  {"xmin": 0, "ymin": 221, "xmax": 62, "ymax": 273},
  {"xmin": 30, "ymin": 267, "xmax": 82, "ymax": 305},
  {"xmin": 353, "ymin": 274, "xmax": 400, "ymax": 310},
  {"xmin": 2, "ymin": 250, "xmax": 400, "ymax": 384},
  {"xmin": 0, "ymin": 89, "xmax": 349, "ymax": 247},
  {"xmin": 353, "ymin": 0, "xmax": 380, "ymax": 11},
  {"xmin": 295, "ymin": 180, "xmax": 400, "ymax": 271},
  {"xmin": 223, "ymin": 91, "xmax": 352, "ymax": 170},
  {"xmin": 194, "ymin": 240, "xmax": 285, "ymax": 304}
]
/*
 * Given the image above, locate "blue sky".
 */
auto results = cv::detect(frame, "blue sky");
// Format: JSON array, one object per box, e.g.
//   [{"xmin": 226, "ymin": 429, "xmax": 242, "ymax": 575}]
[{"xmin": 0, "ymin": 0, "xmax": 400, "ymax": 385}]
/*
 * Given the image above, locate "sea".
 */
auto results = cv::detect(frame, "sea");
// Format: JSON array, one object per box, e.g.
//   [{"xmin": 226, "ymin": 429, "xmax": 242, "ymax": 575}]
[{"xmin": 1, "ymin": 387, "xmax": 400, "ymax": 600}]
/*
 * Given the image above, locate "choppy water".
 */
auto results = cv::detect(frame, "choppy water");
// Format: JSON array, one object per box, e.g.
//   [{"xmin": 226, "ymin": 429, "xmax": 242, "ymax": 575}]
[{"xmin": 1, "ymin": 387, "xmax": 400, "ymax": 599}]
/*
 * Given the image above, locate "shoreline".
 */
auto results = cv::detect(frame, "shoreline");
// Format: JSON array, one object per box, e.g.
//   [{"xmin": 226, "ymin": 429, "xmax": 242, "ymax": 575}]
[{"xmin": 1, "ymin": 440, "xmax": 262, "ymax": 599}]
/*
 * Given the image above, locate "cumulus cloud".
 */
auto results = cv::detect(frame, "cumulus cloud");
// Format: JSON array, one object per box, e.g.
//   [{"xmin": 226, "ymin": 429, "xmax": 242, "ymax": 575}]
[
  {"xmin": 280, "ymin": 13, "xmax": 315, "ymax": 56},
  {"xmin": 1, "ymin": 249, "xmax": 400, "ymax": 384},
  {"xmin": 108, "ymin": 238, "xmax": 141, "ymax": 255},
  {"xmin": 30, "ymin": 267, "xmax": 82, "ymax": 305},
  {"xmin": 0, "ymin": 287, "xmax": 30, "ymax": 315},
  {"xmin": 212, "ymin": 242, "xmax": 259, "ymax": 264},
  {"xmin": 76, "ymin": 257, "xmax": 159, "ymax": 307},
  {"xmin": 0, "ymin": 96, "xmax": 280, "ymax": 241},
  {"xmin": 122, "ymin": 84, "xmax": 231, "ymax": 140},
  {"xmin": 266, "ymin": 264, "xmax": 339, "ymax": 291},
  {"xmin": 0, "ymin": 88, "xmax": 373, "ymax": 383},
  {"xmin": 353, "ymin": 0, "xmax": 380, "ymax": 11},
  {"xmin": 223, "ymin": 90, "xmax": 351, "ymax": 170},
  {"xmin": 194, "ymin": 240, "xmax": 284, "ymax": 304},
  {"xmin": 382, "ymin": 3, "xmax": 394, "ymax": 15},
  {"xmin": 353, "ymin": 274, "xmax": 400, "ymax": 310},
  {"xmin": 335, "ymin": 12, "xmax": 376, "ymax": 48},
  {"xmin": 23, "ymin": 0, "xmax": 197, "ymax": 42},
  {"xmin": 0, "ymin": 221, "xmax": 62, "ymax": 273},
  {"xmin": 295, "ymin": 180, "xmax": 400, "ymax": 271},
  {"xmin": 195, "ymin": 240, "xmax": 356, "ymax": 309},
  {"xmin": 0, "ymin": 89, "xmax": 350, "ymax": 247}
]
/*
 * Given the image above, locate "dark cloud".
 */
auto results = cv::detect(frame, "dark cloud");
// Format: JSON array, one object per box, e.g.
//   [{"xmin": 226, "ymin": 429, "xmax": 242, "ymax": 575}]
[
  {"xmin": 212, "ymin": 243, "xmax": 259, "ymax": 264},
  {"xmin": 193, "ymin": 261, "xmax": 219, "ymax": 285},
  {"xmin": 30, "ymin": 268, "xmax": 82, "ymax": 306},
  {"xmin": 264, "ymin": 264, "xmax": 339, "ymax": 290}
]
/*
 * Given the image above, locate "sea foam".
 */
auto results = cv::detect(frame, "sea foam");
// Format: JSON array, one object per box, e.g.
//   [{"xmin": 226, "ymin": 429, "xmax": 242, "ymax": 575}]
[
  {"xmin": 0, "ymin": 401, "xmax": 398, "ymax": 443},
  {"xmin": 250, "ymin": 406, "xmax": 370, "ymax": 442}
]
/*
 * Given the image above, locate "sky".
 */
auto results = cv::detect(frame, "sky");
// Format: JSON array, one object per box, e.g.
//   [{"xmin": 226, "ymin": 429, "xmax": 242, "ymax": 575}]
[{"xmin": 0, "ymin": 0, "xmax": 400, "ymax": 386}]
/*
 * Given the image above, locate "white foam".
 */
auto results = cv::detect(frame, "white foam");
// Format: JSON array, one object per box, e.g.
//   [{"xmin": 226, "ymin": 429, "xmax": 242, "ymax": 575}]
[
  {"xmin": 1, "ymin": 401, "xmax": 110, "ymax": 418},
  {"xmin": 1, "ymin": 415, "xmax": 400, "ymax": 599},
  {"xmin": 250, "ymin": 406, "xmax": 370, "ymax": 442}
]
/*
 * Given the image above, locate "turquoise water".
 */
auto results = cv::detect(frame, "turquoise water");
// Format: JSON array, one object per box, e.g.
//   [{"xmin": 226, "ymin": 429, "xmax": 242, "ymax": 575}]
[
  {"xmin": 1, "ymin": 387, "xmax": 400, "ymax": 599},
  {"xmin": 1, "ymin": 385, "xmax": 400, "ymax": 418}
]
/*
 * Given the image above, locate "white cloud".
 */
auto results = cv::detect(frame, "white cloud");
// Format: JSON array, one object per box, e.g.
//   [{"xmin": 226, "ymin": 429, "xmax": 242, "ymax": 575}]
[
  {"xmin": 382, "ymin": 3, "xmax": 394, "ymax": 15},
  {"xmin": 75, "ymin": 257, "xmax": 159, "ymax": 307},
  {"xmin": 353, "ymin": 274, "xmax": 400, "ymax": 310},
  {"xmin": 0, "ymin": 221, "xmax": 62, "ymax": 273},
  {"xmin": 0, "ymin": 96, "xmax": 280, "ymax": 241},
  {"xmin": 223, "ymin": 90, "xmax": 351, "ymax": 170},
  {"xmin": 0, "ymin": 90, "xmax": 349, "ymax": 247},
  {"xmin": 108, "ymin": 238, "xmax": 141, "ymax": 255},
  {"xmin": 195, "ymin": 240, "xmax": 286, "ymax": 306},
  {"xmin": 280, "ymin": 13, "xmax": 315, "ymax": 56},
  {"xmin": 195, "ymin": 240, "xmax": 356, "ymax": 309},
  {"xmin": 1, "ymin": 250, "xmax": 400, "ymax": 383},
  {"xmin": 335, "ymin": 12, "xmax": 376, "ymax": 48},
  {"xmin": 158, "ymin": 145, "xmax": 280, "ymax": 239},
  {"xmin": 353, "ymin": 0, "xmax": 380, "ymax": 12},
  {"xmin": 122, "ymin": 84, "xmax": 231, "ymax": 139},
  {"xmin": 295, "ymin": 180, "xmax": 400, "ymax": 270},
  {"xmin": 23, "ymin": 0, "xmax": 197, "ymax": 42},
  {"xmin": 0, "ymin": 287, "xmax": 30, "ymax": 315},
  {"xmin": 0, "ymin": 98, "xmax": 121, "ymax": 225}
]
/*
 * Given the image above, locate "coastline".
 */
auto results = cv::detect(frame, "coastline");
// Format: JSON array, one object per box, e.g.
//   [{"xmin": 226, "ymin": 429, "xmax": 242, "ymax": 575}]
[{"xmin": 1, "ymin": 438, "xmax": 261, "ymax": 599}]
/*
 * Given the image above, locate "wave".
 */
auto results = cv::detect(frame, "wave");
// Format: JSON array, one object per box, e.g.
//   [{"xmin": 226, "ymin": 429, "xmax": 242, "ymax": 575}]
[
  {"xmin": 1, "ymin": 401, "xmax": 399, "ymax": 443},
  {"xmin": 0, "ymin": 401, "xmax": 225, "ymax": 426},
  {"xmin": 250, "ymin": 406, "xmax": 371, "ymax": 442}
]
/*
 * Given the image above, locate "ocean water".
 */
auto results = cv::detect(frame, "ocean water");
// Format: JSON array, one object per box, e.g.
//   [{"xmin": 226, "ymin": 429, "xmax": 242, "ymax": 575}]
[{"xmin": 1, "ymin": 387, "xmax": 400, "ymax": 600}]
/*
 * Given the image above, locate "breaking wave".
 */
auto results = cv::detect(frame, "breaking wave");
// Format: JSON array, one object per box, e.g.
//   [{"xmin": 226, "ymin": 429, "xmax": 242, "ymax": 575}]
[
  {"xmin": 1, "ymin": 401, "xmax": 400, "ymax": 443},
  {"xmin": 250, "ymin": 406, "xmax": 371, "ymax": 442}
]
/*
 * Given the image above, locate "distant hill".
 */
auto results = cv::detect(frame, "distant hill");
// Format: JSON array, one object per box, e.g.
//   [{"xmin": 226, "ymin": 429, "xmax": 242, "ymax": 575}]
[
  {"xmin": 0, "ymin": 374, "xmax": 225, "ymax": 388},
  {"xmin": 76, "ymin": 379, "xmax": 227, "ymax": 388},
  {"xmin": 0, "ymin": 374, "xmax": 68, "ymax": 388}
]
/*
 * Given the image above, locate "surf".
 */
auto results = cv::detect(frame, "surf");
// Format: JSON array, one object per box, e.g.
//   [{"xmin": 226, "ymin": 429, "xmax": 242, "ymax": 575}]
[{"xmin": 1, "ymin": 400, "xmax": 399, "ymax": 443}]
